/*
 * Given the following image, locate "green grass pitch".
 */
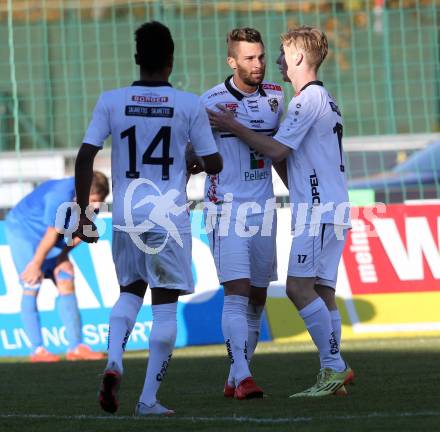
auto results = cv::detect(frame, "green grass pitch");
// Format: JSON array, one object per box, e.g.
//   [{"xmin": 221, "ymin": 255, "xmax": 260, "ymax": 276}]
[{"xmin": 0, "ymin": 337, "xmax": 439, "ymax": 432}]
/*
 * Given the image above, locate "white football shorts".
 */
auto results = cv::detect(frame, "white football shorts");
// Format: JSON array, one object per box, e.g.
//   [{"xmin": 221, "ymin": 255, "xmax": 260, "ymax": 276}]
[
  {"xmin": 206, "ymin": 211, "xmax": 277, "ymax": 287},
  {"xmin": 112, "ymin": 230, "xmax": 194, "ymax": 294},
  {"xmin": 288, "ymin": 224, "xmax": 348, "ymax": 289}
]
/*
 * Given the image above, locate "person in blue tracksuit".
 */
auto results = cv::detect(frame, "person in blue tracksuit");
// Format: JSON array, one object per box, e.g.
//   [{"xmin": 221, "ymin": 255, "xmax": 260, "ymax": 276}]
[{"xmin": 5, "ymin": 172, "xmax": 109, "ymax": 362}]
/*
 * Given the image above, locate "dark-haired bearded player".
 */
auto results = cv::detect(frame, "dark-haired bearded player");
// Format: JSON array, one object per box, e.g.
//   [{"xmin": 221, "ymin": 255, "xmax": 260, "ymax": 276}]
[{"xmin": 201, "ymin": 27, "xmax": 287, "ymax": 400}]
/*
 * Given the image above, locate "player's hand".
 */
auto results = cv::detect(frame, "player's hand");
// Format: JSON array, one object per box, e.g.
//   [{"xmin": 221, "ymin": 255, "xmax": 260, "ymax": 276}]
[
  {"xmin": 73, "ymin": 214, "xmax": 99, "ymax": 243},
  {"xmin": 185, "ymin": 143, "xmax": 205, "ymax": 175},
  {"xmin": 20, "ymin": 261, "xmax": 44, "ymax": 286},
  {"xmin": 187, "ymin": 157, "xmax": 205, "ymax": 175},
  {"xmin": 207, "ymin": 104, "xmax": 235, "ymax": 131},
  {"xmin": 54, "ymin": 258, "xmax": 74, "ymax": 280}
]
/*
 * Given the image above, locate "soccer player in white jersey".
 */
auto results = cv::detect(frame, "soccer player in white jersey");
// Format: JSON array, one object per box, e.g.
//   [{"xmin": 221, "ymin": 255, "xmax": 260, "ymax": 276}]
[
  {"xmin": 208, "ymin": 26, "xmax": 354, "ymax": 397},
  {"xmin": 201, "ymin": 28, "xmax": 286, "ymax": 400},
  {"xmin": 74, "ymin": 21, "xmax": 222, "ymax": 415}
]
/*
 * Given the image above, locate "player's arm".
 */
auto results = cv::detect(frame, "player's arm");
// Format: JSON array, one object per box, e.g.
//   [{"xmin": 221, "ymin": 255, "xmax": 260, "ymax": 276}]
[
  {"xmin": 207, "ymin": 106, "xmax": 290, "ymax": 162},
  {"xmin": 21, "ymin": 227, "xmax": 61, "ymax": 285},
  {"xmin": 186, "ymin": 142, "xmax": 205, "ymax": 177},
  {"xmin": 74, "ymin": 93, "xmax": 110, "ymax": 242},
  {"xmin": 273, "ymin": 159, "xmax": 288, "ymax": 188},
  {"xmin": 187, "ymin": 146, "xmax": 222, "ymax": 175},
  {"xmin": 189, "ymin": 98, "xmax": 223, "ymax": 175},
  {"xmin": 74, "ymin": 143, "xmax": 100, "ymax": 243},
  {"xmin": 272, "ymin": 94, "xmax": 289, "ymax": 187},
  {"xmin": 201, "ymin": 153, "xmax": 222, "ymax": 175}
]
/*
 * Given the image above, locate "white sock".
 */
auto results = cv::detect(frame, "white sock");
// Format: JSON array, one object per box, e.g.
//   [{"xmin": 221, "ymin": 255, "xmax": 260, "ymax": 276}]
[
  {"xmin": 139, "ymin": 302, "xmax": 177, "ymax": 406},
  {"xmin": 330, "ymin": 309, "xmax": 342, "ymax": 347},
  {"xmin": 299, "ymin": 297, "xmax": 345, "ymax": 372},
  {"xmin": 247, "ymin": 303, "xmax": 264, "ymax": 364},
  {"xmin": 107, "ymin": 292, "xmax": 143, "ymax": 372},
  {"xmin": 222, "ymin": 303, "xmax": 235, "ymax": 387},
  {"xmin": 222, "ymin": 295, "xmax": 251, "ymax": 386}
]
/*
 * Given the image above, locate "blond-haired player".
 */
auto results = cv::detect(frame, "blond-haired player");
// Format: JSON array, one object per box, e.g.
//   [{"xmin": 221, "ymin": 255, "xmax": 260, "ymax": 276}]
[{"xmin": 208, "ymin": 26, "xmax": 354, "ymax": 397}]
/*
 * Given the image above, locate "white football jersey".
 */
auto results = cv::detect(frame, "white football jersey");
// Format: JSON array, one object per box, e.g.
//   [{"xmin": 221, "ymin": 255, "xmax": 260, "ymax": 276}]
[
  {"xmin": 273, "ymin": 81, "xmax": 350, "ymax": 229},
  {"xmin": 83, "ymin": 81, "xmax": 218, "ymax": 233},
  {"xmin": 201, "ymin": 77, "xmax": 284, "ymax": 211}
]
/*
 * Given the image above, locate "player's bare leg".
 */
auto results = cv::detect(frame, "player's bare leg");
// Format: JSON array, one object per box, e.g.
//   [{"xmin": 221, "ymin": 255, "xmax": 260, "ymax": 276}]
[
  {"xmin": 222, "ymin": 279, "xmax": 263, "ymax": 400},
  {"xmin": 247, "ymin": 286, "xmax": 267, "ymax": 363},
  {"xmin": 99, "ymin": 280, "xmax": 145, "ymax": 413},
  {"xmin": 136, "ymin": 288, "xmax": 179, "ymax": 416}
]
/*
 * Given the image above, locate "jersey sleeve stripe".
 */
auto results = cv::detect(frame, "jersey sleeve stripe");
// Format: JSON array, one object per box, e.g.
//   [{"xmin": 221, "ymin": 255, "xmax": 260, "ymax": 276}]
[{"xmin": 220, "ymin": 128, "xmax": 276, "ymax": 139}]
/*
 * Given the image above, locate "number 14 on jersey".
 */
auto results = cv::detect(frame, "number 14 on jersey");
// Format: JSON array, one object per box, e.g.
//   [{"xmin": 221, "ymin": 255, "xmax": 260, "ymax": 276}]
[{"xmin": 120, "ymin": 125, "xmax": 174, "ymax": 180}]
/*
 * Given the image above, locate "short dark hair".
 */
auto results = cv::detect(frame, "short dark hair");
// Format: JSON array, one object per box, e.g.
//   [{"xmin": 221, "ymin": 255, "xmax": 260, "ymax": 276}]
[
  {"xmin": 227, "ymin": 27, "xmax": 263, "ymax": 57},
  {"xmin": 135, "ymin": 21, "xmax": 174, "ymax": 72},
  {"xmin": 91, "ymin": 171, "xmax": 109, "ymax": 199}
]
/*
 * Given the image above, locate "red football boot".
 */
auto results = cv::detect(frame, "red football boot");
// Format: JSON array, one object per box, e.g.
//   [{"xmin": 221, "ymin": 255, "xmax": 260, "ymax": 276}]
[
  {"xmin": 99, "ymin": 365, "xmax": 121, "ymax": 414},
  {"xmin": 224, "ymin": 381, "xmax": 235, "ymax": 398},
  {"xmin": 234, "ymin": 377, "xmax": 264, "ymax": 400}
]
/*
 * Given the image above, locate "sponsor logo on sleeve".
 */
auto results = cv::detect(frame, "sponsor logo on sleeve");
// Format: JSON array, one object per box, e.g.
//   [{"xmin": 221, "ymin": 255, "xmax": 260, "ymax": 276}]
[{"xmin": 262, "ymin": 83, "xmax": 282, "ymax": 92}]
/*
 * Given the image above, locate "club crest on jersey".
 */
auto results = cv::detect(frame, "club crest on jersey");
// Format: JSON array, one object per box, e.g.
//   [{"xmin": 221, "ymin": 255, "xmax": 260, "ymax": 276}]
[{"xmin": 268, "ymin": 98, "xmax": 279, "ymax": 113}]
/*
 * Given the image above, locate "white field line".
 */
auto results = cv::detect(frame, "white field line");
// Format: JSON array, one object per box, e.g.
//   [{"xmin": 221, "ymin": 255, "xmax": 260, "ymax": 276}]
[
  {"xmin": 0, "ymin": 411, "xmax": 439, "ymax": 424},
  {"xmin": 352, "ymin": 323, "xmax": 440, "ymax": 333}
]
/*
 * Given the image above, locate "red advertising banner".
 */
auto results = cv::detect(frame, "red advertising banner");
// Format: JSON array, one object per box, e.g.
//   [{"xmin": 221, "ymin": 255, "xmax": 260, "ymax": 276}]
[{"xmin": 344, "ymin": 204, "xmax": 440, "ymax": 295}]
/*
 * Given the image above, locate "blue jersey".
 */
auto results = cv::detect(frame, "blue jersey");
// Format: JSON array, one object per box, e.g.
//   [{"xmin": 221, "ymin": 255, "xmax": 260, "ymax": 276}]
[{"xmin": 6, "ymin": 178, "xmax": 75, "ymax": 248}]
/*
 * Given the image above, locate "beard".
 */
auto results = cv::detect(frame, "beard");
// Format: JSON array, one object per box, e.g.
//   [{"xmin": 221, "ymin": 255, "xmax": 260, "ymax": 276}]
[{"xmin": 236, "ymin": 64, "xmax": 265, "ymax": 86}]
